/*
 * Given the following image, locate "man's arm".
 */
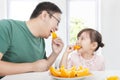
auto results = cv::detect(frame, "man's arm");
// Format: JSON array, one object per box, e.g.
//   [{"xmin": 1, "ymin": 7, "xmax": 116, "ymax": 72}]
[
  {"xmin": 32, "ymin": 52, "xmax": 59, "ymax": 72},
  {"xmin": 0, "ymin": 53, "xmax": 60, "ymax": 76},
  {"xmin": 0, "ymin": 52, "xmax": 34, "ymax": 76},
  {"xmin": 32, "ymin": 37, "xmax": 64, "ymax": 71},
  {"xmin": 0, "ymin": 37, "xmax": 64, "ymax": 76},
  {"xmin": 0, "ymin": 52, "xmax": 55, "ymax": 76}
]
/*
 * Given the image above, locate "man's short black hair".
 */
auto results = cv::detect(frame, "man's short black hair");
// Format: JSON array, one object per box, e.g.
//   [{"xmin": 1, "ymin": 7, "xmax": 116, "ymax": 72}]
[{"xmin": 30, "ymin": 2, "xmax": 62, "ymax": 19}]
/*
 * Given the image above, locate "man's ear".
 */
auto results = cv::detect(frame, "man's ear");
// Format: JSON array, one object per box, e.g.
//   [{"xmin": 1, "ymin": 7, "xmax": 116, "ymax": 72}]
[
  {"xmin": 39, "ymin": 11, "xmax": 48, "ymax": 20},
  {"xmin": 91, "ymin": 42, "xmax": 98, "ymax": 50}
]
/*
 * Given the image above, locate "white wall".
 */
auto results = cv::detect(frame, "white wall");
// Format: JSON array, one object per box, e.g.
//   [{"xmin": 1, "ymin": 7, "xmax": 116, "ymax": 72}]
[
  {"xmin": 101, "ymin": 0, "xmax": 120, "ymax": 70},
  {"xmin": 0, "ymin": 0, "xmax": 7, "ymax": 19}
]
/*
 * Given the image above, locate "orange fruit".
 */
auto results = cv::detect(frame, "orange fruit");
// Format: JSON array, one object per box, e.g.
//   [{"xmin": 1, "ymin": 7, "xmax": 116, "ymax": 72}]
[
  {"xmin": 78, "ymin": 66, "xmax": 83, "ymax": 70},
  {"xmin": 71, "ymin": 66, "xmax": 77, "ymax": 71},
  {"xmin": 76, "ymin": 68, "xmax": 90, "ymax": 77},
  {"xmin": 49, "ymin": 67, "xmax": 61, "ymax": 77},
  {"xmin": 49, "ymin": 65, "xmax": 92, "ymax": 78},
  {"xmin": 52, "ymin": 32, "xmax": 57, "ymax": 39},
  {"xmin": 106, "ymin": 76, "xmax": 119, "ymax": 80},
  {"xmin": 59, "ymin": 65, "xmax": 68, "ymax": 77},
  {"xmin": 74, "ymin": 45, "xmax": 81, "ymax": 50}
]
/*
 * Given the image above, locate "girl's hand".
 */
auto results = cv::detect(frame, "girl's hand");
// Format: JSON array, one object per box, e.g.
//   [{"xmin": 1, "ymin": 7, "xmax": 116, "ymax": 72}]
[
  {"xmin": 65, "ymin": 45, "xmax": 74, "ymax": 54},
  {"xmin": 52, "ymin": 37, "xmax": 64, "ymax": 55}
]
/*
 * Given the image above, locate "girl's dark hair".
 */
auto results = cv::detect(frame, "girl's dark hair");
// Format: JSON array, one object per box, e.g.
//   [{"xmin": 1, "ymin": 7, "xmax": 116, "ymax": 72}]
[
  {"xmin": 30, "ymin": 2, "xmax": 62, "ymax": 19},
  {"xmin": 77, "ymin": 28, "xmax": 104, "ymax": 51}
]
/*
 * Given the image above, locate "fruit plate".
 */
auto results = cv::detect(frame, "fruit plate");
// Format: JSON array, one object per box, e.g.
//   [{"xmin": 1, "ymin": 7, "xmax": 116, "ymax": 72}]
[{"xmin": 50, "ymin": 75, "xmax": 92, "ymax": 80}]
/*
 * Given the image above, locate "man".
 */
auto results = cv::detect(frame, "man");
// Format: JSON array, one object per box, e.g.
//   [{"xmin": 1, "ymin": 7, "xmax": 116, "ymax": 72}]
[{"xmin": 0, "ymin": 1, "xmax": 64, "ymax": 78}]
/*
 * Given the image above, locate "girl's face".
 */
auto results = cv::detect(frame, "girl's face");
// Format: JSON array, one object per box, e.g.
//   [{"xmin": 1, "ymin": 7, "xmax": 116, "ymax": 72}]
[{"xmin": 77, "ymin": 32, "xmax": 93, "ymax": 53}]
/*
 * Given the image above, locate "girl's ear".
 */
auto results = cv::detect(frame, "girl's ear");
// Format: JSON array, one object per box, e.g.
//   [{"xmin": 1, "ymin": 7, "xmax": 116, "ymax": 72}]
[{"xmin": 91, "ymin": 42, "xmax": 98, "ymax": 50}]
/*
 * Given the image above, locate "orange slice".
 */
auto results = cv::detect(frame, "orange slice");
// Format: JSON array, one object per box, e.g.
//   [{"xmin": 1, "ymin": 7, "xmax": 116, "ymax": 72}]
[
  {"xmin": 52, "ymin": 32, "xmax": 57, "ymax": 39},
  {"xmin": 76, "ymin": 68, "xmax": 89, "ymax": 77},
  {"xmin": 74, "ymin": 45, "xmax": 81, "ymax": 50},
  {"xmin": 106, "ymin": 76, "xmax": 119, "ymax": 80},
  {"xmin": 49, "ymin": 67, "xmax": 61, "ymax": 77},
  {"xmin": 49, "ymin": 65, "xmax": 92, "ymax": 78}
]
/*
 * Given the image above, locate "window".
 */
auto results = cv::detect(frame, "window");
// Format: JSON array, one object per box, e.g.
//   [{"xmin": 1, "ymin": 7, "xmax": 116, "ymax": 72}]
[{"xmin": 68, "ymin": 0, "xmax": 101, "ymax": 44}]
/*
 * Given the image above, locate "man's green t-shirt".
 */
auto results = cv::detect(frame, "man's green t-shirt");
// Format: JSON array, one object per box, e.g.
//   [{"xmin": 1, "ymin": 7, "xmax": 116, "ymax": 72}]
[{"xmin": 0, "ymin": 19, "xmax": 47, "ymax": 63}]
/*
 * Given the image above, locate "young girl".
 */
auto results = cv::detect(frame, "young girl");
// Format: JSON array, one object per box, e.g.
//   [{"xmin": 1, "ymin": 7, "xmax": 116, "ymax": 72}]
[{"xmin": 60, "ymin": 28, "xmax": 105, "ymax": 71}]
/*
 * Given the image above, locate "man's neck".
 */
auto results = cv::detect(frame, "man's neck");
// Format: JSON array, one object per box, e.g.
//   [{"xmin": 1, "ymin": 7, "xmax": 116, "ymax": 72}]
[{"xmin": 26, "ymin": 19, "xmax": 43, "ymax": 38}]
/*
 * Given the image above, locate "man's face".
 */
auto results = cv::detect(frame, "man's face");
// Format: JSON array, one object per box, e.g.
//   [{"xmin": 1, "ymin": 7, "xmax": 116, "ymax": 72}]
[
  {"xmin": 45, "ymin": 12, "xmax": 61, "ymax": 38},
  {"xmin": 49, "ymin": 12, "xmax": 61, "ymax": 31},
  {"xmin": 47, "ymin": 11, "xmax": 60, "ymax": 26}
]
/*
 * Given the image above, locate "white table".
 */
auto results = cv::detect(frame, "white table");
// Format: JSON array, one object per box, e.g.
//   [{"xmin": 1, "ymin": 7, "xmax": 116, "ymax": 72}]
[
  {"xmin": 89, "ymin": 71, "xmax": 120, "ymax": 80},
  {"xmin": 1, "ymin": 71, "xmax": 52, "ymax": 80},
  {"xmin": 1, "ymin": 71, "xmax": 120, "ymax": 80}
]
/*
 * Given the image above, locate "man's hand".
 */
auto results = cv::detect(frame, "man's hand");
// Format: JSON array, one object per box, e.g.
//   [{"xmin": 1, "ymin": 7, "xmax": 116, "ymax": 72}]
[
  {"xmin": 52, "ymin": 37, "xmax": 64, "ymax": 55},
  {"xmin": 32, "ymin": 59, "xmax": 49, "ymax": 72}
]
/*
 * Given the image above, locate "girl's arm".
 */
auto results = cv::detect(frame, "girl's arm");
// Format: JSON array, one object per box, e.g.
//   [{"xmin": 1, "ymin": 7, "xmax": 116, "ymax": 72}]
[
  {"xmin": 59, "ymin": 45, "xmax": 74, "ymax": 68},
  {"xmin": 59, "ymin": 52, "xmax": 69, "ymax": 68}
]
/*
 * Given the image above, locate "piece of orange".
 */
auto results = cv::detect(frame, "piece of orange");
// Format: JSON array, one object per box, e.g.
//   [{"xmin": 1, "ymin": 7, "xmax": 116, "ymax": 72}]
[
  {"xmin": 74, "ymin": 45, "xmax": 81, "ymax": 50},
  {"xmin": 76, "ymin": 68, "xmax": 90, "ymax": 77},
  {"xmin": 52, "ymin": 32, "xmax": 57, "ymax": 39},
  {"xmin": 49, "ymin": 65, "xmax": 92, "ymax": 78},
  {"xmin": 106, "ymin": 76, "xmax": 119, "ymax": 80},
  {"xmin": 78, "ymin": 66, "xmax": 83, "ymax": 70},
  {"xmin": 49, "ymin": 67, "xmax": 61, "ymax": 77},
  {"xmin": 59, "ymin": 65, "xmax": 68, "ymax": 77}
]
